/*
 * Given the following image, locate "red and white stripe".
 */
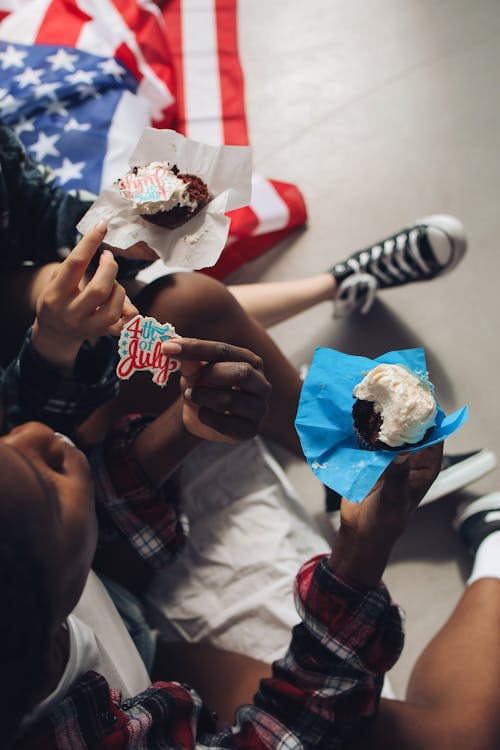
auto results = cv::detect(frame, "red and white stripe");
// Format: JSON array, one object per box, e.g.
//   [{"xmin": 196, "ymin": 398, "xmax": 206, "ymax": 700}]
[
  {"xmin": 0, "ymin": 0, "xmax": 307, "ymax": 278},
  {"xmin": 161, "ymin": 0, "xmax": 307, "ymax": 276},
  {"xmin": 0, "ymin": 0, "xmax": 176, "ymax": 124}
]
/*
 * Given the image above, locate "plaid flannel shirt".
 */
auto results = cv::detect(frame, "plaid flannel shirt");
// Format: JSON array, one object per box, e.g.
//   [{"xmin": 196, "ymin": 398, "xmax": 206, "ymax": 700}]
[
  {"xmin": 16, "ymin": 556, "xmax": 404, "ymax": 749},
  {"xmin": 0, "ymin": 119, "xmax": 91, "ymax": 268},
  {"xmin": 10, "ymin": 415, "xmax": 405, "ymax": 749},
  {"xmin": 1, "ymin": 329, "xmax": 118, "ymax": 436},
  {"xmin": 89, "ymin": 414, "xmax": 189, "ymax": 567}
]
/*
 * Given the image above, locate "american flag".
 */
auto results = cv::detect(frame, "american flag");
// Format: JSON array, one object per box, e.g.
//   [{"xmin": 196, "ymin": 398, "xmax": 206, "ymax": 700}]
[
  {"xmin": 0, "ymin": 0, "xmax": 307, "ymax": 279},
  {"xmin": 0, "ymin": 40, "xmax": 147, "ymax": 194}
]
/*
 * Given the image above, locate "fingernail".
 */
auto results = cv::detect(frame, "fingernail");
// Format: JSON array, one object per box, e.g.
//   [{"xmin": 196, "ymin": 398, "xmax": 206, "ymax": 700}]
[
  {"xmin": 162, "ymin": 340, "xmax": 182, "ymax": 354},
  {"xmin": 184, "ymin": 387, "xmax": 192, "ymax": 401},
  {"xmin": 102, "ymin": 248, "xmax": 114, "ymax": 258},
  {"xmin": 95, "ymin": 220, "xmax": 108, "ymax": 233},
  {"xmin": 124, "ymin": 295, "xmax": 132, "ymax": 304}
]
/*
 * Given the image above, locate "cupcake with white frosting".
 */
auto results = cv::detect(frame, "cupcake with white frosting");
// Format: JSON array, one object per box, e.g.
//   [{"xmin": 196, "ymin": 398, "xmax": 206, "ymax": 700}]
[
  {"xmin": 118, "ymin": 162, "xmax": 210, "ymax": 229},
  {"xmin": 352, "ymin": 363, "xmax": 437, "ymax": 449}
]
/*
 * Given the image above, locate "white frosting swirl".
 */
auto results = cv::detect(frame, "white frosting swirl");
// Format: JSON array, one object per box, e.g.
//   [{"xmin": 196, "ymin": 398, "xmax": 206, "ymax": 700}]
[
  {"xmin": 118, "ymin": 162, "xmax": 197, "ymax": 215},
  {"xmin": 353, "ymin": 363, "xmax": 437, "ymax": 447}
]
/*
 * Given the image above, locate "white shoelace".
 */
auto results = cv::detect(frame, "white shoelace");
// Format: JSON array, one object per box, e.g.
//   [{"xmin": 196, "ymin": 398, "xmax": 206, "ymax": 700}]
[
  {"xmin": 333, "ymin": 272, "xmax": 378, "ymax": 318},
  {"xmin": 347, "ymin": 229, "xmax": 434, "ymax": 286}
]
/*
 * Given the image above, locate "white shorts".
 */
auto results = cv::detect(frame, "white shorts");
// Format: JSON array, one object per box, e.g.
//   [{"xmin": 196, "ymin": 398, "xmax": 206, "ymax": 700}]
[{"xmin": 146, "ymin": 437, "xmax": 329, "ymax": 663}]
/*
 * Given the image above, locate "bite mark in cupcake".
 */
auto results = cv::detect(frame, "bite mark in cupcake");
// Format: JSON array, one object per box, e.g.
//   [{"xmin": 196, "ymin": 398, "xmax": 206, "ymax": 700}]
[{"xmin": 352, "ymin": 363, "xmax": 437, "ymax": 449}]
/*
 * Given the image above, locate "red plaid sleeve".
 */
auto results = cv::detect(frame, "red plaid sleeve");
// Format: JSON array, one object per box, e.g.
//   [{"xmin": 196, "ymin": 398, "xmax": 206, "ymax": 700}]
[
  {"xmin": 88, "ymin": 415, "xmax": 188, "ymax": 569},
  {"xmin": 17, "ymin": 556, "xmax": 404, "ymax": 749},
  {"xmin": 251, "ymin": 555, "xmax": 405, "ymax": 747}
]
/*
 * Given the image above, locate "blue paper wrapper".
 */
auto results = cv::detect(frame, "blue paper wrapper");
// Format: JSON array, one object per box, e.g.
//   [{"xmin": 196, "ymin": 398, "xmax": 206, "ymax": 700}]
[{"xmin": 295, "ymin": 348, "xmax": 468, "ymax": 503}]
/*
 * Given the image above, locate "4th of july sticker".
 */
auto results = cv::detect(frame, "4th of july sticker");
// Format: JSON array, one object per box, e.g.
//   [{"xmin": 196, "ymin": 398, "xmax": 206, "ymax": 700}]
[{"xmin": 117, "ymin": 314, "xmax": 180, "ymax": 387}]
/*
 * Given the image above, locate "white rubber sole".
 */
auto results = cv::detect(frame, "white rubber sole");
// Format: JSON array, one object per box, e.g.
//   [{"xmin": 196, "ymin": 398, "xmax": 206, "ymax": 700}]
[
  {"xmin": 415, "ymin": 214, "xmax": 467, "ymax": 276},
  {"xmin": 453, "ymin": 491, "xmax": 500, "ymax": 529},
  {"xmin": 421, "ymin": 448, "xmax": 497, "ymax": 506}
]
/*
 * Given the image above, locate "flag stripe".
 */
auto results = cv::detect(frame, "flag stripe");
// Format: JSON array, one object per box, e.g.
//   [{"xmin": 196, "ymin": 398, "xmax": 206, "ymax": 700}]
[
  {"xmin": 202, "ymin": 225, "xmax": 302, "ymax": 279},
  {"xmin": 249, "ymin": 174, "xmax": 291, "ymax": 235},
  {"xmin": 0, "ymin": 0, "xmax": 51, "ymax": 43},
  {"xmin": 0, "ymin": 0, "xmax": 308, "ymax": 280},
  {"xmin": 110, "ymin": 0, "xmax": 176, "ymax": 125},
  {"xmin": 227, "ymin": 205, "xmax": 260, "ymax": 237},
  {"xmin": 76, "ymin": 0, "xmax": 175, "ymax": 122},
  {"xmin": 161, "ymin": 0, "xmax": 186, "ymax": 134},
  {"xmin": 115, "ymin": 41, "xmax": 142, "ymax": 81},
  {"xmin": 215, "ymin": 0, "xmax": 248, "ymax": 146},
  {"xmin": 181, "ymin": 0, "xmax": 223, "ymax": 144},
  {"xmin": 271, "ymin": 179, "xmax": 308, "ymax": 229},
  {"xmin": 100, "ymin": 88, "xmax": 151, "ymax": 189},
  {"xmin": 35, "ymin": 0, "xmax": 89, "ymax": 45}
]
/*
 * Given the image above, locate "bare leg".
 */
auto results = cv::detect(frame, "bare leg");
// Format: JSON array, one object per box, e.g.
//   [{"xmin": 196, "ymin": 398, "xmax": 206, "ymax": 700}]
[
  {"xmin": 83, "ymin": 272, "xmax": 304, "ymax": 455},
  {"xmin": 353, "ymin": 578, "xmax": 500, "ymax": 750},
  {"xmin": 228, "ymin": 273, "xmax": 336, "ymax": 328}
]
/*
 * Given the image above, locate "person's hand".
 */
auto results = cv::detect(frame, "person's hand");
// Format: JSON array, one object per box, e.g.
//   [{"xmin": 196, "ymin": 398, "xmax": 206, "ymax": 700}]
[
  {"xmin": 340, "ymin": 442, "xmax": 443, "ymax": 543},
  {"xmin": 162, "ymin": 337, "xmax": 271, "ymax": 443},
  {"xmin": 103, "ymin": 241, "xmax": 158, "ymax": 262},
  {"xmin": 329, "ymin": 442, "xmax": 443, "ymax": 587},
  {"xmin": 32, "ymin": 222, "xmax": 138, "ymax": 376}
]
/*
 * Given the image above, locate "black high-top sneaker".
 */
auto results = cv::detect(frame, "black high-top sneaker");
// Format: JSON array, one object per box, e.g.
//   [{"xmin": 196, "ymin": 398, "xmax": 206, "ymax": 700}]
[{"xmin": 330, "ymin": 215, "xmax": 466, "ymax": 317}]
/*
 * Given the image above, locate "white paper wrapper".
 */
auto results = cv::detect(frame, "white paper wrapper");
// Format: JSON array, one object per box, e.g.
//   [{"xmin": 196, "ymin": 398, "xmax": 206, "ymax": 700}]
[{"xmin": 77, "ymin": 127, "xmax": 252, "ymax": 270}]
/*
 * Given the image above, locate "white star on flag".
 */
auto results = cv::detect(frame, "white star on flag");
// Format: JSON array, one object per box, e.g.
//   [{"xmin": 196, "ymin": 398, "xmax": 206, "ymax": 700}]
[
  {"xmin": 30, "ymin": 132, "xmax": 61, "ymax": 161},
  {"xmin": 46, "ymin": 100, "xmax": 70, "ymax": 117},
  {"xmin": 35, "ymin": 81, "xmax": 60, "ymax": 100},
  {"xmin": 13, "ymin": 67, "xmax": 44, "ymax": 89},
  {"xmin": 0, "ymin": 38, "xmax": 149, "ymax": 195},
  {"xmin": 0, "ymin": 92, "xmax": 22, "ymax": 116},
  {"xmin": 52, "ymin": 157, "xmax": 86, "ymax": 185},
  {"xmin": 46, "ymin": 48, "xmax": 79, "ymax": 72},
  {"xmin": 0, "ymin": 44, "xmax": 27, "ymax": 69},
  {"xmin": 65, "ymin": 69, "xmax": 96, "ymax": 86},
  {"xmin": 98, "ymin": 59, "xmax": 126, "ymax": 81},
  {"xmin": 64, "ymin": 117, "xmax": 91, "ymax": 132},
  {"xmin": 75, "ymin": 84, "xmax": 101, "ymax": 100},
  {"xmin": 13, "ymin": 117, "xmax": 36, "ymax": 136}
]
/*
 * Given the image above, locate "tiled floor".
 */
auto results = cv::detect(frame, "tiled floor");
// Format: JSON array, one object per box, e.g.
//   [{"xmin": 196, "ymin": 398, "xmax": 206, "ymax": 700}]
[{"xmin": 232, "ymin": 0, "xmax": 500, "ymax": 697}]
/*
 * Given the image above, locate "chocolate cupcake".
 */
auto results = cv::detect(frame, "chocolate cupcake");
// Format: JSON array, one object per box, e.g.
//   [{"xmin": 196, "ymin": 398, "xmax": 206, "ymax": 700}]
[
  {"xmin": 118, "ymin": 162, "xmax": 210, "ymax": 229},
  {"xmin": 352, "ymin": 363, "xmax": 437, "ymax": 449}
]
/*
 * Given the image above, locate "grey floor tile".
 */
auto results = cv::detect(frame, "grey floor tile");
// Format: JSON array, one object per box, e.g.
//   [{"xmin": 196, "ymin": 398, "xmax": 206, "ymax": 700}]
[{"xmin": 236, "ymin": 0, "xmax": 500, "ymax": 696}]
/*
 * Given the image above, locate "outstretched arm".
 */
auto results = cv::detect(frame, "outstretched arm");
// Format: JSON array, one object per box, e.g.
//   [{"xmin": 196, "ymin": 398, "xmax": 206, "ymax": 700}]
[
  {"xmin": 32, "ymin": 222, "xmax": 136, "ymax": 377},
  {"xmin": 92, "ymin": 337, "xmax": 271, "ymax": 589},
  {"xmin": 331, "ymin": 444, "xmax": 444, "ymax": 587},
  {"xmin": 0, "ymin": 223, "xmax": 137, "ymax": 433}
]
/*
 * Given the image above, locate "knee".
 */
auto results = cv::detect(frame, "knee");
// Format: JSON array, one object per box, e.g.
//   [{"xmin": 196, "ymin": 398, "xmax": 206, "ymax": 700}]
[{"xmin": 136, "ymin": 272, "xmax": 244, "ymax": 335}]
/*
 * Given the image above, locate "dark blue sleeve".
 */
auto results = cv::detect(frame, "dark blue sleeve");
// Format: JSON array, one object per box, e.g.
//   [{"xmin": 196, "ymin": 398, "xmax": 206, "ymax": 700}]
[
  {"xmin": 0, "ymin": 120, "xmax": 92, "ymax": 269},
  {"xmin": 1, "ymin": 330, "xmax": 119, "ymax": 437}
]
